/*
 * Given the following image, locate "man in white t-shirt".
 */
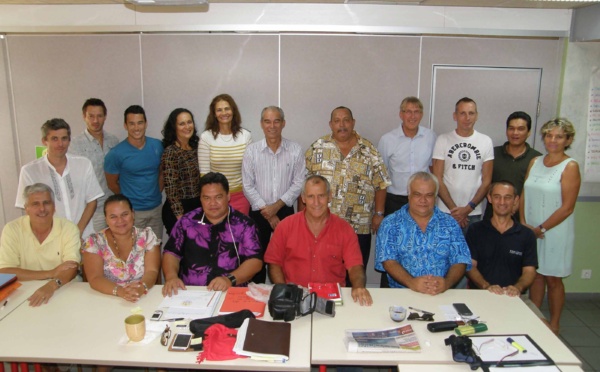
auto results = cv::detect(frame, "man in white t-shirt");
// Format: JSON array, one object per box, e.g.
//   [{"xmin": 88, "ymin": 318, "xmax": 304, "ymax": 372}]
[{"xmin": 432, "ymin": 97, "xmax": 494, "ymax": 232}]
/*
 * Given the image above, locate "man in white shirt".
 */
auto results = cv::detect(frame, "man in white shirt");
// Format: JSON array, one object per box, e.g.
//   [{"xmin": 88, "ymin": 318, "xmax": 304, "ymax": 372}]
[
  {"xmin": 70, "ymin": 98, "xmax": 119, "ymax": 232},
  {"xmin": 15, "ymin": 119, "xmax": 104, "ymax": 238},
  {"xmin": 242, "ymin": 106, "xmax": 306, "ymax": 283},
  {"xmin": 432, "ymin": 97, "xmax": 494, "ymax": 231}
]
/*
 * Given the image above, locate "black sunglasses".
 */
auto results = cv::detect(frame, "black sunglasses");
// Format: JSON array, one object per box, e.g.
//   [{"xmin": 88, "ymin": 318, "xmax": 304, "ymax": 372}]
[{"xmin": 408, "ymin": 312, "xmax": 435, "ymax": 321}]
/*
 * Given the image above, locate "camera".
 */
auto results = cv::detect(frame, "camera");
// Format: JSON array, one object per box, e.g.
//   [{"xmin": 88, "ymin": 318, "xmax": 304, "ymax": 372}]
[{"xmin": 444, "ymin": 335, "xmax": 481, "ymax": 370}]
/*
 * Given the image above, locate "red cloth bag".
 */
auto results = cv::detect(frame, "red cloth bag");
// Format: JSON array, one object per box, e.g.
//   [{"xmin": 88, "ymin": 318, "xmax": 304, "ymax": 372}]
[{"xmin": 196, "ymin": 324, "xmax": 247, "ymax": 363}]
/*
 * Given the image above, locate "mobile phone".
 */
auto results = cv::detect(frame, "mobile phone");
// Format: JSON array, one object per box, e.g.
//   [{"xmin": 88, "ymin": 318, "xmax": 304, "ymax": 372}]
[
  {"xmin": 151, "ymin": 310, "xmax": 163, "ymax": 321},
  {"xmin": 171, "ymin": 333, "xmax": 193, "ymax": 350},
  {"xmin": 453, "ymin": 303, "xmax": 473, "ymax": 317}
]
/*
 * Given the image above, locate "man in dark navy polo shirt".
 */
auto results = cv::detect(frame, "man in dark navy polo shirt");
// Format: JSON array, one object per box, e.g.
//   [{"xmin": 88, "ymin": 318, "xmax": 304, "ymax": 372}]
[{"xmin": 466, "ymin": 181, "xmax": 537, "ymax": 296}]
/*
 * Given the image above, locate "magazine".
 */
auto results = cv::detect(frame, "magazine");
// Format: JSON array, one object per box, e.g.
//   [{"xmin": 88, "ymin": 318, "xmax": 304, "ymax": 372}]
[{"xmin": 344, "ymin": 324, "xmax": 421, "ymax": 353}]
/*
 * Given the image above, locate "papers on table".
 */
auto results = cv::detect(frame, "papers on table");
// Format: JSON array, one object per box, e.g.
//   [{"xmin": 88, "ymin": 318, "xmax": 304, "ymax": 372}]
[
  {"xmin": 218, "ymin": 287, "xmax": 266, "ymax": 317},
  {"xmin": 344, "ymin": 324, "xmax": 421, "ymax": 353},
  {"xmin": 157, "ymin": 290, "xmax": 222, "ymax": 320}
]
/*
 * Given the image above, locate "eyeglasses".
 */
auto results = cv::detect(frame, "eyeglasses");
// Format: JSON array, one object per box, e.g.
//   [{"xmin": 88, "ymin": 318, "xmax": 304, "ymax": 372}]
[
  {"xmin": 160, "ymin": 325, "xmax": 171, "ymax": 346},
  {"xmin": 407, "ymin": 312, "xmax": 435, "ymax": 321}
]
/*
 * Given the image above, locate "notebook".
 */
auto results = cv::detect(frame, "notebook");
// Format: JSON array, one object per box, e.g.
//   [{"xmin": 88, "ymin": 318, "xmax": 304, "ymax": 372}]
[
  {"xmin": 309, "ymin": 282, "xmax": 343, "ymax": 305},
  {"xmin": 233, "ymin": 318, "xmax": 291, "ymax": 362},
  {"xmin": 218, "ymin": 287, "xmax": 266, "ymax": 317}
]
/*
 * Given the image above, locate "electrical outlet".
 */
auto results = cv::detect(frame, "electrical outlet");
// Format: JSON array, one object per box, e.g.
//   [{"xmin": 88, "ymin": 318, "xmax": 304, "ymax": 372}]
[{"xmin": 581, "ymin": 269, "xmax": 592, "ymax": 279}]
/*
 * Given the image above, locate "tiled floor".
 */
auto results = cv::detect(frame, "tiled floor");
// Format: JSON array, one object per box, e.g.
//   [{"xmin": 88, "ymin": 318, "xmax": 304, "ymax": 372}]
[{"xmin": 542, "ymin": 293, "xmax": 600, "ymax": 372}]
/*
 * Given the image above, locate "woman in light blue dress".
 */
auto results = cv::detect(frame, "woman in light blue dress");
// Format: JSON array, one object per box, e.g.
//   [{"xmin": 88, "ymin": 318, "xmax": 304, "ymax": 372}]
[{"xmin": 520, "ymin": 118, "xmax": 581, "ymax": 335}]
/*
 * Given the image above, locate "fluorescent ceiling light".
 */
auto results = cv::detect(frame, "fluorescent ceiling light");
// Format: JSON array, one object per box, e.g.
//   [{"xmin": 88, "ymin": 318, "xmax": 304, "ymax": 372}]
[{"xmin": 126, "ymin": 0, "xmax": 208, "ymax": 5}]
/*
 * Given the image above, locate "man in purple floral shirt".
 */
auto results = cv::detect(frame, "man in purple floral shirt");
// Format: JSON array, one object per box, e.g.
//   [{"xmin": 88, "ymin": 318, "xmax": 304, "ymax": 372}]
[{"xmin": 162, "ymin": 172, "xmax": 262, "ymax": 296}]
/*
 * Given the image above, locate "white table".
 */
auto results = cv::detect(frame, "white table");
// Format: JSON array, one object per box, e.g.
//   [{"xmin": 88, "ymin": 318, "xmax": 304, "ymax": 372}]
[
  {"xmin": 312, "ymin": 288, "xmax": 581, "ymax": 367},
  {"xmin": 0, "ymin": 282, "xmax": 311, "ymax": 371},
  {"xmin": 0, "ymin": 281, "xmax": 41, "ymax": 321},
  {"xmin": 398, "ymin": 364, "xmax": 584, "ymax": 371}
]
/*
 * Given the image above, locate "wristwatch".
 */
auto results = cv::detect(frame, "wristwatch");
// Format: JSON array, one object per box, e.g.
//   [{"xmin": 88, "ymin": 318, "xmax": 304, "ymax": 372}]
[
  {"xmin": 538, "ymin": 225, "xmax": 547, "ymax": 234},
  {"xmin": 225, "ymin": 274, "xmax": 237, "ymax": 287},
  {"xmin": 54, "ymin": 278, "xmax": 62, "ymax": 288},
  {"xmin": 375, "ymin": 211, "xmax": 384, "ymax": 217}
]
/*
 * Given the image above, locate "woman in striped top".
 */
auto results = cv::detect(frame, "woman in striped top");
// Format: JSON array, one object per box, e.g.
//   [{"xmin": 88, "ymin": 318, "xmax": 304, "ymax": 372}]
[{"xmin": 199, "ymin": 94, "xmax": 252, "ymax": 215}]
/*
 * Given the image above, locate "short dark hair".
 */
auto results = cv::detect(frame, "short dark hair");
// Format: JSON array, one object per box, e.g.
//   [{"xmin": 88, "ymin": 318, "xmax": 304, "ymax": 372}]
[
  {"xmin": 455, "ymin": 97, "xmax": 477, "ymax": 112},
  {"xmin": 488, "ymin": 180, "xmax": 517, "ymax": 196},
  {"xmin": 330, "ymin": 106, "xmax": 353, "ymax": 121},
  {"xmin": 124, "ymin": 105, "xmax": 147, "ymax": 123},
  {"xmin": 82, "ymin": 98, "xmax": 107, "ymax": 116},
  {"xmin": 506, "ymin": 111, "xmax": 532, "ymax": 131},
  {"xmin": 161, "ymin": 108, "xmax": 199, "ymax": 149},
  {"xmin": 200, "ymin": 172, "xmax": 229, "ymax": 195},
  {"xmin": 41, "ymin": 118, "xmax": 71, "ymax": 140},
  {"xmin": 103, "ymin": 194, "xmax": 134, "ymax": 216}
]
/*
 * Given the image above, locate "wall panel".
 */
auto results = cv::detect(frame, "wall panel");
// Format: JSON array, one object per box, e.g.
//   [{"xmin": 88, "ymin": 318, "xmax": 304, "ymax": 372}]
[{"xmin": 140, "ymin": 34, "xmax": 279, "ymax": 139}]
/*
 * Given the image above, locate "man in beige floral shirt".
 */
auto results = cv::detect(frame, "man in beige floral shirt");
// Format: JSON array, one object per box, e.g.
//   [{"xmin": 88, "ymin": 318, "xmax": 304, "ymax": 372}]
[{"xmin": 304, "ymin": 106, "xmax": 391, "ymax": 273}]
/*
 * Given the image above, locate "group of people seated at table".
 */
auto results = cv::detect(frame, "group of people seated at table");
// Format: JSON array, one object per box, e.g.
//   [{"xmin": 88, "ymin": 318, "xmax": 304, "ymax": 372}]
[{"xmin": 0, "ymin": 95, "xmax": 579, "ymax": 336}]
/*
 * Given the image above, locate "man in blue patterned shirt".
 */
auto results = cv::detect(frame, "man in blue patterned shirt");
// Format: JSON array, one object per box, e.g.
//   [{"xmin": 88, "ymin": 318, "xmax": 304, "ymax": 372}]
[{"xmin": 375, "ymin": 172, "xmax": 471, "ymax": 294}]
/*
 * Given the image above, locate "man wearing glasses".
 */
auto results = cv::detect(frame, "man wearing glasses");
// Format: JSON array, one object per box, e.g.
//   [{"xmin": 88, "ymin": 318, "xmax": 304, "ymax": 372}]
[{"xmin": 375, "ymin": 172, "xmax": 471, "ymax": 295}]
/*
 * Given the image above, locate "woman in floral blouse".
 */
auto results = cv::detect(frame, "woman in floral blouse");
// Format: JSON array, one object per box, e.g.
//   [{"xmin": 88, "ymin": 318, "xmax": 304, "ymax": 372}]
[{"xmin": 82, "ymin": 194, "xmax": 161, "ymax": 302}]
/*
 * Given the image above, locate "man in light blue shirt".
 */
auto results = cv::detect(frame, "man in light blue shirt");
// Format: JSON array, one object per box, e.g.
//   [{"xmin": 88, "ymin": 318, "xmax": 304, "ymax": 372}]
[
  {"xmin": 375, "ymin": 172, "xmax": 471, "ymax": 294},
  {"xmin": 242, "ymin": 106, "xmax": 306, "ymax": 283},
  {"xmin": 377, "ymin": 96, "xmax": 436, "ymax": 287},
  {"xmin": 378, "ymin": 96, "xmax": 436, "ymax": 215}
]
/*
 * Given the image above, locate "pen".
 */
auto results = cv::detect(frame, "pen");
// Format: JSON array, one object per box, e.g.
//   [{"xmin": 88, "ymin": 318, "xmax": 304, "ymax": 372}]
[
  {"xmin": 408, "ymin": 306, "xmax": 434, "ymax": 315},
  {"xmin": 507, "ymin": 337, "xmax": 527, "ymax": 353},
  {"xmin": 0, "ymin": 300, "xmax": 7, "ymax": 311},
  {"xmin": 164, "ymin": 318, "xmax": 185, "ymax": 322}
]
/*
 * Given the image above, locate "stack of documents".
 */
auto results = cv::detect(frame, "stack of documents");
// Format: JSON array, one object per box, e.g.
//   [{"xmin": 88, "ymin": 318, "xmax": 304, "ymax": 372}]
[
  {"xmin": 157, "ymin": 289, "xmax": 222, "ymax": 319},
  {"xmin": 233, "ymin": 318, "xmax": 291, "ymax": 362}
]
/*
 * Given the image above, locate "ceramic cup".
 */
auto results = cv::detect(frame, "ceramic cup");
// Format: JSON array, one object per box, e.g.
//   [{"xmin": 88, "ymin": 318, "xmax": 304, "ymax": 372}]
[{"xmin": 125, "ymin": 314, "xmax": 146, "ymax": 342}]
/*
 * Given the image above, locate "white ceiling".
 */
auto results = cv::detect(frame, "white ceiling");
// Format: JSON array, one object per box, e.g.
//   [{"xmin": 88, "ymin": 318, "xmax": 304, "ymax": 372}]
[{"xmin": 0, "ymin": 0, "xmax": 598, "ymax": 9}]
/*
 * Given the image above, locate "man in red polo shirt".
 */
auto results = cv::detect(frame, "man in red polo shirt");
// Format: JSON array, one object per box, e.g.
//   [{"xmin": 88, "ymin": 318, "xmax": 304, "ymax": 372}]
[{"xmin": 265, "ymin": 175, "xmax": 372, "ymax": 306}]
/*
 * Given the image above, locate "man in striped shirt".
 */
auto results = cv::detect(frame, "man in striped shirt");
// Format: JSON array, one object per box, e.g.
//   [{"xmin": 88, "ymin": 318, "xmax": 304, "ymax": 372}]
[{"xmin": 242, "ymin": 106, "xmax": 306, "ymax": 283}]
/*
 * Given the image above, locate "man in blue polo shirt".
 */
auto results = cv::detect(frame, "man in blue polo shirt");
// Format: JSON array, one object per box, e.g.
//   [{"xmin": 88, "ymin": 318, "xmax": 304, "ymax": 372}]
[
  {"xmin": 105, "ymin": 105, "xmax": 164, "ymax": 240},
  {"xmin": 466, "ymin": 181, "xmax": 537, "ymax": 296}
]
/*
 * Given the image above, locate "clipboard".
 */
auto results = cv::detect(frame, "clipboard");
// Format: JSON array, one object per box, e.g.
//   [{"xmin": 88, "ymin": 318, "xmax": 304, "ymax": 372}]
[{"xmin": 469, "ymin": 334, "xmax": 556, "ymax": 368}]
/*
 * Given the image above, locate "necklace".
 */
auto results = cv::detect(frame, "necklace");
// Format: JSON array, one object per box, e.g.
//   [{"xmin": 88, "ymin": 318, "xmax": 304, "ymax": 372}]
[{"xmin": 110, "ymin": 228, "xmax": 135, "ymax": 261}]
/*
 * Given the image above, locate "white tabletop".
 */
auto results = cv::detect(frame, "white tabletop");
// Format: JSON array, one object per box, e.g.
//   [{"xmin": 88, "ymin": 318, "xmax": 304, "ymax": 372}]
[
  {"xmin": 397, "ymin": 364, "xmax": 584, "ymax": 371},
  {"xmin": 0, "ymin": 282, "xmax": 311, "ymax": 371},
  {"xmin": 312, "ymin": 288, "xmax": 581, "ymax": 367},
  {"xmin": 0, "ymin": 281, "xmax": 41, "ymax": 321}
]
